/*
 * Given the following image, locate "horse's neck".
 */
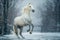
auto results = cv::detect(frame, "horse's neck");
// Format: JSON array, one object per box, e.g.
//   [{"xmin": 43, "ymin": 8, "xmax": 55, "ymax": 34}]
[{"xmin": 22, "ymin": 13, "xmax": 31, "ymax": 18}]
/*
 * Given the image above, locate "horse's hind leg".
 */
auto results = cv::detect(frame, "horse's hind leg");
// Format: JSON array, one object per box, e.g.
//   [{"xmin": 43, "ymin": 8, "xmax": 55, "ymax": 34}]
[
  {"xmin": 13, "ymin": 25, "xmax": 19, "ymax": 38},
  {"xmin": 19, "ymin": 27, "xmax": 25, "ymax": 38}
]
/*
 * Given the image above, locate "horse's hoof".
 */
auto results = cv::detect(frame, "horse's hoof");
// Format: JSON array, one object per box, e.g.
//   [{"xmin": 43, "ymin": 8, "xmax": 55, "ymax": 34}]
[
  {"xmin": 22, "ymin": 37, "xmax": 25, "ymax": 39},
  {"xmin": 21, "ymin": 36, "xmax": 25, "ymax": 39},
  {"xmin": 30, "ymin": 32, "xmax": 32, "ymax": 34},
  {"xmin": 17, "ymin": 36, "xmax": 20, "ymax": 39},
  {"xmin": 27, "ymin": 30, "xmax": 30, "ymax": 32}
]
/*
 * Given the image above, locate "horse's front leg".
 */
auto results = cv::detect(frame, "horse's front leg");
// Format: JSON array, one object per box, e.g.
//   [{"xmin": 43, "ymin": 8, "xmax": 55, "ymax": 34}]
[
  {"xmin": 27, "ymin": 25, "xmax": 30, "ymax": 32},
  {"xmin": 29, "ymin": 24, "xmax": 34, "ymax": 34}
]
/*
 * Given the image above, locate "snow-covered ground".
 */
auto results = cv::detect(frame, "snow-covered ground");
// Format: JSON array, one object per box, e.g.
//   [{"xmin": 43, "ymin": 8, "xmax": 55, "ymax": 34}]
[{"xmin": 0, "ymin": 32, "xmax": 60, "ymax": 40}]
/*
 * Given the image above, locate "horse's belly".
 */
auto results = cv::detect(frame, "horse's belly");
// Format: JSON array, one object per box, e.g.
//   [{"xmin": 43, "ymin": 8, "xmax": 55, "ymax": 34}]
[{"xmin": 17, "ymin": 21, "xmax": 25, "ymax": 26}]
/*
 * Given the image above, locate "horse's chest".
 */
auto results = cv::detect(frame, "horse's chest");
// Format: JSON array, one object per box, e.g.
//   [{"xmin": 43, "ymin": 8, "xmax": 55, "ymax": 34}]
[{"xmin": 23, "ymin": 15, "xmax": 31, "ymax": 24}]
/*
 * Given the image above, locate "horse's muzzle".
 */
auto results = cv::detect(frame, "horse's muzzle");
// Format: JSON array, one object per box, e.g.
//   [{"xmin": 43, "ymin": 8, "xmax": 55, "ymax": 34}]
[{"xmin": 32, "ymin": 10, "xmax": 35, "ymax": 12}]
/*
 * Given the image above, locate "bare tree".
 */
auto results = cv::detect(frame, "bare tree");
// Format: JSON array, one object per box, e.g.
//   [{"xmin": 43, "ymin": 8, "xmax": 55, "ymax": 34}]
[{"xmin": 41, "ymin": 0, "xmax": 59, "ymax": 32}]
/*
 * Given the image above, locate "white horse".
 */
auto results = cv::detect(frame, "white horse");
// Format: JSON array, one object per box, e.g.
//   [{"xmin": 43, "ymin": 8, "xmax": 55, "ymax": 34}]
[{"xmin": 13, "ymin": 3, "xmax": 35, "ymax": 38}]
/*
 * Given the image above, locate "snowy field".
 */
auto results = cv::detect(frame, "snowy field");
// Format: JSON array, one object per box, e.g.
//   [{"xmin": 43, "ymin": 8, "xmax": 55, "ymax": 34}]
[{"xmin": 0, "ymin": 32, "xmax": 60, "ymax": 40}]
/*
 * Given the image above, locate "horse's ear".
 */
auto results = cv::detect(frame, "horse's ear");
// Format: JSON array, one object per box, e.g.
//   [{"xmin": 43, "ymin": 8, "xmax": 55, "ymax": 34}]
[{"xmin": 27, "ymin": 3, "xmax": 31, "ymax": 6}]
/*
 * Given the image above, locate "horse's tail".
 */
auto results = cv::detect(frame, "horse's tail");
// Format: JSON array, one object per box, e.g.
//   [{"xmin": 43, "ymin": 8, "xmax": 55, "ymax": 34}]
[{"xmin": 13, "ymin": 25, "xmax": 18, "ymax": 35}]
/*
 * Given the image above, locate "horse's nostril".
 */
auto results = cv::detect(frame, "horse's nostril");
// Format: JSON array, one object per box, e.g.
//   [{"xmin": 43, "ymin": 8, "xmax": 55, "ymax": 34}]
[{"xmin": 32, "ymin": 10, "xmax": 35, "ymax": 12}]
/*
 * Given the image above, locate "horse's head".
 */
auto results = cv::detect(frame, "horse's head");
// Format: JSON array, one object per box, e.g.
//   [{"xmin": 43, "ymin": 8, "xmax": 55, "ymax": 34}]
[
  {"xmin": 22, "ymin": 3, "xmax": 35, "ymax": 15},
  {"xmin": 27, "ymin": 3, "xmax": 35, "ymax": 13}
]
